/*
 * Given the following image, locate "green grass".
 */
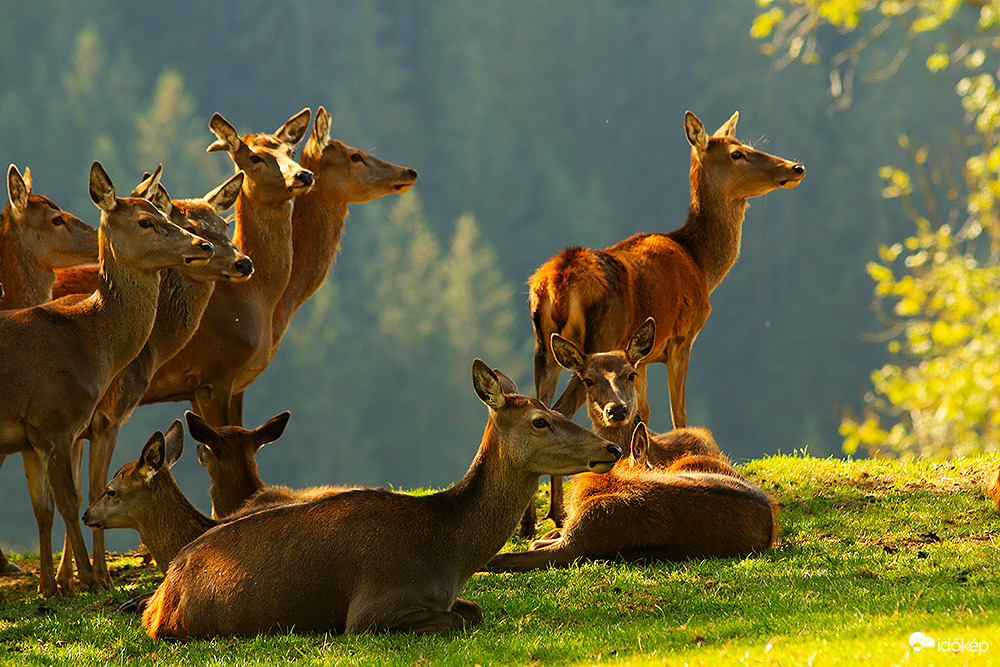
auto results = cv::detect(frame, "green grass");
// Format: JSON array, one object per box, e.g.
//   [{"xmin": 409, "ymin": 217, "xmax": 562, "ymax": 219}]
[{"xmin": 1, "ymin": 454, "xmax": 998, "ymax": 666}]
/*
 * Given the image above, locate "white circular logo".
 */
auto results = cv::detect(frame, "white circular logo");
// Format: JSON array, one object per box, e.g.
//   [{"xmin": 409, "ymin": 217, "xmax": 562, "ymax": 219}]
[{"xmin": 909, "ymin": 632, "xmax": 935, "ymax": 651}]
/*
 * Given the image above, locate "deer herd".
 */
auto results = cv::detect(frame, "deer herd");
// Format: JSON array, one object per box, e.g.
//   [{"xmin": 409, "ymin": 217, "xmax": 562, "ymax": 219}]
[{"xmin": 0, "ymin": 104, "xmax": 969, "ymax": 640}]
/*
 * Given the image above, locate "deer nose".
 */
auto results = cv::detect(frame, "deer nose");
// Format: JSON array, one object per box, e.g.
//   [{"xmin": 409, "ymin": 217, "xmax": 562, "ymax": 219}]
[
  {"xmin": 792, "ymin": 164, "xmax": 805, "ymax": 175},
  {"xmin": 606, "ymin": 444, "xmax": 622, "ymax": 459},
  {"xmin": 235, "ymin": 257, "xmax": 254, "ymax": 276},
  {"xmin": 295, "ymin": 171, "xmax": 313, "ymax": 186},
  {"xmin": 407, "ymin": 168, "xmax": 418, "ymax": 178},
  {"xmin": 605, "ymin": 404, "xmax": 629, "ymax": 422}
]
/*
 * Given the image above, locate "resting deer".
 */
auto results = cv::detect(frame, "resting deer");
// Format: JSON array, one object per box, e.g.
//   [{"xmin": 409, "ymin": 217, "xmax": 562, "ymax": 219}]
[
  {"xmin": 229, "ymin": 106, "xmax": 418, "ymax": 422},
  {"xmin": 0, "ymin": 164, "xmax": 98, "ymax": 576},
  {"xmin": 139, "ymin": 110, "xmax": 313, "ymax": 426},
  {"xmin": 184, "ymin": 410, "xmax": 352, "ymax": 519},
  {"xmin": 523, "ymin": 111, "xmax": 803, "ymax": 535},
  {"xmin": 487, "ymin": 422, "xmax": 776, "ymax": 572},
  {"xmin": 52, "ymin": 173, "xmax": 252, "ymax": 588},
  {"xmin": 987, "ymin": 467, "xmax": 1000, "ymax": 512},
  {"xmin": 83, "ymin": 421, "xmax": 216, "ymax": 574},
  {"xmin": 141, "ymin": 360, "xmax": 621, "ymax": 639},
  {"xmin": 0, "ymin": 162, "xmax": 214, "ymax": 595}
]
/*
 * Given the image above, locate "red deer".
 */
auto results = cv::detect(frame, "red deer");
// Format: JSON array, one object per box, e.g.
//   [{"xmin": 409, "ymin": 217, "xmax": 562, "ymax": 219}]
[
  {"xmin": 0, "ymin": 162, "xmax": 214, "ymax": 595},
  {"xmin": 229, "ymin": 106, "xmax": 418, "ymax": 422},
  {"xmin": 988, "ymin": 467, "xmax": 999, "ymax": 512},
  {"xmin": 523, "ymin": 111, "xmax": 803, "ymax": 535},
  {"xmin": 82, "ymin": 421, "xmax": 216, "ymax": 574},
  {"xmin": 486, "ymin": 422, "xmax": 776, "ymax": 572},
  {"xmin": 52, "ymin": 173, "xmax": 252, "ymax": 587},
  {"xmin": 0, "ymin": 164, "xmax": 98, "ymax": 576},
  {"xmin": 139, "ymin": 110, "xmax": 313, "ymax": 426},
  {"xmin": 184, "ymin": 410, "xmax": 353, "ymax": 518},
  {"xmin": 141, "ymin": 361, "xmax": 621, "ymax": 639}
]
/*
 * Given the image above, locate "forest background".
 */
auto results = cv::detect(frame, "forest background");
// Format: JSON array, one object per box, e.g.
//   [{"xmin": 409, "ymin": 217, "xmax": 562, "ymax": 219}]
[{"xmin": 0, "ymin": 1, "xmax": 979, "ymax": 551}]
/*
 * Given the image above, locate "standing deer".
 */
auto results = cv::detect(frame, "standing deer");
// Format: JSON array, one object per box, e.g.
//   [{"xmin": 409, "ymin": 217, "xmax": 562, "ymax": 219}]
[
  {"xmin": 486, "ymin": 422, "xmax": 776, "ymax": 572},
  {"xmin": 0, "ymin": 164, "xmax": 98, "ymax": 576},
  {"xmin": 227, "ymin": 106, "xmax": 418, "ymax": 423},
  {"xmin": 141, "ymin": 361, "xmax": 621, "ymax": 639},
  {"xmin": 52, "ymin": 173, "xmax": 252, "ymax": 588},
  {"xmin": 138, "ymin": 110, "xmax": 313, "ymax": 426},
  {"xmin": 523, "ymin": 111, "xmax": 804, "ymax": 535},
  {"xmin": 0, "ymin": 162, "xmax": 214, "ymax": 595},
  {"xmin": 184, "ymin": 410, "xmax": 352, "ymax": 518}
]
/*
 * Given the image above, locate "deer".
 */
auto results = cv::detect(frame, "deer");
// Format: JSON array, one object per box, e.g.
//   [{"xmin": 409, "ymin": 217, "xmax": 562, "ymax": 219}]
[
  {"xmin": 0, "ymin": 162, "xmax": 215, "ymax": 596},
  {"xmin": 988, "ymin": 467, "xmax": 1000, "ymax": 512},
  {"xmin": 184, "ymin": 410, "xmax": 353, "ymax": 519},
  {"xmin": 486, "ymin": 422, "xmax": 776, "ymax": 572},
  {"xmin": 227, "ymin": 105, "xmax": 418, "ymax": 423},
  {"xmin": 522, "ymin": 111, "xmax": 804, "ymax": 536},
  {"xmin": 140, "ymin": 360, "xmax": 622, "ymax": 639},
  {"xmin": 137, "ymin": 110, "xmax": 313, "ymax": 427},
  {"xmin": 51, "ymin": 172, "xmax": 252, "ymax": 588},
  {"xmin": 0, "ymin": 164, "xmax": 98, "ymax": 576}
]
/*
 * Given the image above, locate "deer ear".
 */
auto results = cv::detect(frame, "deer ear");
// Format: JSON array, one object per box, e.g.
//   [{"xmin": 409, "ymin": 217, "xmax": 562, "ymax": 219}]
[
  {"xmin": 185, "ymin": 410, "xmax": 223, "ymax": 449},
  {"xmin": 196, "ymin": 442, "xmax": 214, "ymax": 468},
  {"xmin": 207, "ymin": 113, "xmax": 242, "ymax": 153},
  {"xmin": 492, "ymin": 369, "xmax": 519, "ymax": 395},
  {"xmin": 472, "ymin": 359, "xmax": 506, "ymax": 410},
  {"xmin": 255, "ymin": 411, "xmax": 291, "ymax": 450},
  {"xmin": 205, "ymin": 172, "xmax": 244, "ymax": 212},
  {"xmin": 274, "ymin": 108, "xmax": 311, "ymax": 147},
  {"xmin": 138, "ymin": 431, "xmax": 167, "ymax": 482},
  {"xmin": 551, "ymin": 334, "xmax": 585, "ymax": 373},
  {"xmin": 630, "ymin": 422, "xmax": 649, "ymax": 465},
  {"xmin": 684, "ymin": 111, "xmax": 709, "ymax": 154},
  {"xmin": 162, "ymin": 420, "xmax": 185, "ymax": 469},
  {"xmin": 7, "ymin": 164, "xmax": 28, "ymax": 215},
  {"xmin": 626, "ymin": 318, "xmax": 656, "ymax": 365},
  {"xmin": 310, "ymin": 106, "xmax": 331, "ymax": 149},
  {"xmin": 713, "ymin": 111, "xmax": 739, "ymax": 138},
  {"xmin": 130, "ymin": 164, "xmax": 163, "ymax": 200},
  {"xmin": 89, "ymin": 162, "xmax": 117, "ymax": 212}
]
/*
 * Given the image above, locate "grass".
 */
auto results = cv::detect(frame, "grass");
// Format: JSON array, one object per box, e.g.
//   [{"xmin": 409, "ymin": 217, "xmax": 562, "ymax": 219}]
[{"xmin": 1, "ymin": 454, "xmax": 997, "ymax": 666}]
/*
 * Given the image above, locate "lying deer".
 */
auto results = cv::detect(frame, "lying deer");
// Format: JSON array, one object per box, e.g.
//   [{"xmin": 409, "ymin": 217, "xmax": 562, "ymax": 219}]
[
  {"xmin": 523, "ymin": 111, "xmax": 804, "ymax": 534},
  {"xmin": 141, "ymin": 361, "xmax": 621, "ymax": 639},
  {"xmin": 140, "ymin": 110, "xmax": 313, "ymax": 427},
  {"xmin": 487, "ymin": 422, "xmax": 776, "ymax": 572},
  {"xmin": 229, "ymin": 105, "xmax": 418, "ymax": 423},
  {"xmin": 52, "ymin": 173, "xmax": 252, "ymax": 588},
  {"xmin": 185, "ymin": 410, "xmax": 351, "ymax": 518},
  {"xmin": 0, "ymin": 164, "xmax": 98, "ymax": 576},
  {"xmin": 0, "ymin": 162, "xmax": 214, "ymax": 595}
]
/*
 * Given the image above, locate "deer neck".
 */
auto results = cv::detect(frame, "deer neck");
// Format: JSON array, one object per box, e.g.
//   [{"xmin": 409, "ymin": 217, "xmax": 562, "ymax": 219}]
[
  {"xmin": 668, "ymin": 160, "xmax": 748, "ymax": 293},
  {"xmin": 0, "ymin": 222, "xmax": 56, "ymax": 308},
  {"xmin": 590, "ymin": 415, "xmax": 640, "ymax": 457},
  {"xmin": 274, "ymin": 190, "xmax": 349, "ymax": 338},
  {"xmin": 140, "ymin": 473, "xmax": 218, "ymax": 573},
  {"xmin": 437, "ymin": 421, "xmax": 541, "ymax": 577},
  {"xmin": 210, "ymin": 467, "xmax": 265, "ymax": 518},
  {"xmin": 143, "ymin": 269, "xmax": 214, "ymax": 368},
  {"xmin": 233, "ymin": 194, "xmax": 294, "ymax": 305}
]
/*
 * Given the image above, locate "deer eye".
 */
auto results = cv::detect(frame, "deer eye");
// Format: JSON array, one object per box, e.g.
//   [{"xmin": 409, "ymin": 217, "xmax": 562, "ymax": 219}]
[
  {"xmin": 52, "ymin": 216, "xmax": 65, "ymax": 226},
  {"xmin": 138, "ymin": 218, "xmax": 153, "ymax": 229},
  {"xmin": 532, "ymin": 417, "xmax": 549, "ymax": 429},
  {"xmin": 250, "ymin": 154, "xmax": 264, "ymax": 164},
  {"xmin": 105, "ymin": 489, "xmax": 116, "ymax": 499},
  {"xmin": 731, "ymin": 150, "xmax": 745, "ymax": 161},
  {"xmin": 627, "ymin": 372, "xmax": 637, "ymax": 381},
  {"xmin": 582, "ymin": 378, "xmax": 595, "ymax": 387},
  {"xmin": 350, "ymin": 153, "xmax": 365, "ymax": 163}
]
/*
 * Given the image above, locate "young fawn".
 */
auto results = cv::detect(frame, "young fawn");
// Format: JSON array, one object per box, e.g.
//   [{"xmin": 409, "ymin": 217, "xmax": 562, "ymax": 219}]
[
  {"xmin": 185, "ymin": 410, "xmax": 351, "ymax": 518},
  {"xmin": 487, "ymin": 422, "xmax": 776, "ymax": 572},
  {"xmin": 141, "ymin": 361, "xmax": 621, "ymax": 639},
  {"xmin": 0, "ymin": 163, "xmax": 214, "ymax": 595},
  {"xmin": 524, "ymin": 111, "xmax": 803, "ymax": 534}
]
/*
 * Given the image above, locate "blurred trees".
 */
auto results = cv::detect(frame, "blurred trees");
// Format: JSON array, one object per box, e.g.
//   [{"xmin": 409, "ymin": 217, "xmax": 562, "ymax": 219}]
[{"xmin": 755, "ymin": 0, "xmax": 1000, "ymax": 457}]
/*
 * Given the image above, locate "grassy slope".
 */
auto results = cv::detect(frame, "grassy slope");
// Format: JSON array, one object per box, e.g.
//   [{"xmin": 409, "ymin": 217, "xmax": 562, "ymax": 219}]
[{"xmin": 0, "ymin": 454, "xmax": 997, "ymax": 666}]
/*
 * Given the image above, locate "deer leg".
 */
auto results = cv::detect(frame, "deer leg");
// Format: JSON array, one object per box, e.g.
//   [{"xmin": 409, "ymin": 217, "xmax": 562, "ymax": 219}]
[
  {"xmin": 0, "ymin": 455, "xmax": 20, "ymax": 575},
  {"xmin": 666, "ymin": 343, "xmax": 691, "ymax": 428},
  {"xmin": 544, "ymin": 476, "xmax": 566, "ymax": 526},
  {"xmin": 635, "ymin": 364, "xmax": 651, "ymax": 425},
  {"xmin": 55, "ymin": 436, "xmax": 85, "ymax": 592},
  {"xmin": 22, "ymin": 451, "xmax": 57, "ymax": 596},
  {"xmin": 450, "ymin": 599, "xmax": 484, "ymax": 627},
  {"xmin": 534, "ymin": 347, "xmax": 563, "ymax": 409},
  {"xmin": 517, "ymin": 499, "xmax": 537, "ymax": 539},
  {"xmin": 484, "ymin": 540, "xmax": 579, "ymax": 573},
  {"xmin": 229, "ymin": 391, "xmax": 245, "ymax": 427},
  {"xmin": 551, "ymin": 374, "xmax": 586, "ymax": 418},
  {"xmin": 88, "ymin": 422, "xmax": 120, "ymax": 588},
  {"xmin": 194, "ymin": 384, "xmax": 232, "ymax": 428},
  {"xmin": 45, "ymin": 439, "xmax": 102, "ymax": 593}
]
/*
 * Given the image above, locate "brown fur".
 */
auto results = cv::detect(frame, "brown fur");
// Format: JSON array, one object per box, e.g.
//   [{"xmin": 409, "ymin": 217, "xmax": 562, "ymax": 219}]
[
  {"xmin": 139, "ymin": 110, "xmax": 313, "ymax": 427},
  {"xmin": 141, "ymin": 361, "xmax": 621, "ymax": 639},
  {"xmin": 987, "ymin": 466, "xmax": 1000, "ymax": 512},
  {"xmin": 0, "ymin": 163, "xmax": 213, "ymax": 595},
  {"xmin": 487, "ymin": 423, "xmax": 776, "ymax": 572}
]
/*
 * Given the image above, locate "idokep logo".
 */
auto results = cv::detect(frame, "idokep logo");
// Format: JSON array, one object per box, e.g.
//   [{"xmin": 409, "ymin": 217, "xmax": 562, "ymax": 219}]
[
  {"xmin": 909, "ymin": 632, "xmax": 935, "ymax": 651},
  {"xmin": 909, "ymin": 631, "xmax": 990, "ymax": 656}
]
